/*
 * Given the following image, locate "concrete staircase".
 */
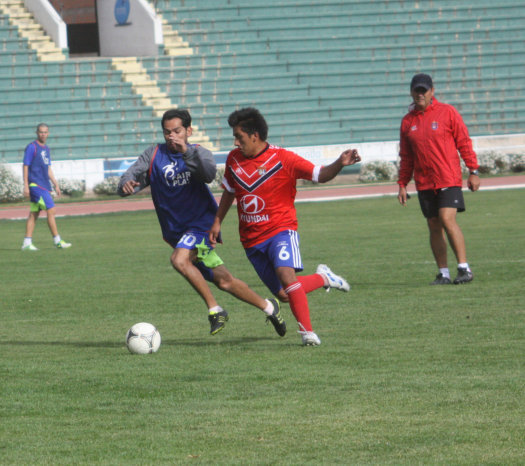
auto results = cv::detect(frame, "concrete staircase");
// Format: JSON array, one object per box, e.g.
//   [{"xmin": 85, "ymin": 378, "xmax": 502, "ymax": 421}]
[
  {"xmin": 112, "ymin": 57, "xmax": 172, "ymax": 116},
  {"xmin": 159, "ymin": 17, "xmax": 194, "ymax": 56},
  {"xmin": 0, "ymin": 0, "xmax": 66, "ymax": 61},
  {"xmin": 144, "ymin": 1, "xmax": 193, "ymax": 56},
  {"xmin": 111, "ymin": 57, "xmax": 216, "ymax": 150}
]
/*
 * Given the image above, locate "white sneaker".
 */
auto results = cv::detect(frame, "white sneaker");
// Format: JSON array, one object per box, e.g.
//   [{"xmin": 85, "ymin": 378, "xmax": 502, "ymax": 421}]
[
  {"xmin": 55, "ymin": 240, "xmax": 71, "ymax": 249},
  {"xmin": 21, "ymin": 243, "xmax": 38, "ymax": 251},
  {"xmin": 316, "ymin": 264, "xmax": 350, "ymax": 292},
  {"xmin": 299, "ymin": 330, "xmax": 321, "ymax": 346}
]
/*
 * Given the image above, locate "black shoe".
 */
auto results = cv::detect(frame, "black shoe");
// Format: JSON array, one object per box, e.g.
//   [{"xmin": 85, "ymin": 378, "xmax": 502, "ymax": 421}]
[
  {"xmin": 430, "ymin": 273, "xmax": 452, "ymax": 285},
  {"xmin": 266, "ymin": 298, "xmax": 286, "ymax": 336},
  {"xmin": 208, "ymin": 309, "xmax": 229, "ymax": 335},
  {"xmin": 453, "ymin": 268, "xmax": 473, "ymax": 284}
]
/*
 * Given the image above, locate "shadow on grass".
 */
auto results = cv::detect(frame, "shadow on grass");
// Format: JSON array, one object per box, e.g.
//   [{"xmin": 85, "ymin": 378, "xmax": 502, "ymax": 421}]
[{"xmin": 0, "ymin": 336, "xmax": 287, "ymax": 349}]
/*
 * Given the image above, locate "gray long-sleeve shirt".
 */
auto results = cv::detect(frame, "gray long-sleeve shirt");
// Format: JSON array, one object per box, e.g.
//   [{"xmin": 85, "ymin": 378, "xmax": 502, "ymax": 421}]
[{"xmin": 117, "ymin": 143, "xmax": 217, "ymax": 195}]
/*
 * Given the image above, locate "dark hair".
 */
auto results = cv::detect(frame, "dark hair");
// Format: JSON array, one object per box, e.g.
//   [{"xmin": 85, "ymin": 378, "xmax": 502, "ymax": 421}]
[
  {"xmin": 36, "ymin": 123, "xmax": 49, "ymax": 131},
  {"xmin": 161, "ymin": 109, "xmax": 191, "ymax": 129},
  {"xmin": 227, "ymin": 107, "xmax": 268, "ymax": 141}
]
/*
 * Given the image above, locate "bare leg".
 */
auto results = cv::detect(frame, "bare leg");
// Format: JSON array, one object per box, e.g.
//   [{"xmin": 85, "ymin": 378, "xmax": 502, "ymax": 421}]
[
  {"xmin": 25, "ymin": 211, "xmax": 40, "ymax": 237},
  {"xmin": 171, "ymin": 248, "xmax": 218, "ymax": 309},
  {"xmin": 427, "ymin": 216, "xmax": 448, "ymax": 268},
  {"xmin": 439, "ymin": 207, "xmax": 467, "ymax": 264},
  {"xmin": 212, "ymin": 264, "xmax": 267, "ymax": 310},
  {"xmin": 45, "ymin": 207, "xmax": 59, "ymax": 237}
]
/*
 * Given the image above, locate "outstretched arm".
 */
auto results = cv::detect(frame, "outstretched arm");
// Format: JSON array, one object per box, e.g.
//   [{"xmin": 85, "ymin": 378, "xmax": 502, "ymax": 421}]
[
  {"xmin": 318, "ymin": 149, "xmax": 361, "ymax": 183},
  {"xmin": 117, "ymin": 146, "xmax": 156, "ymax": 196}
]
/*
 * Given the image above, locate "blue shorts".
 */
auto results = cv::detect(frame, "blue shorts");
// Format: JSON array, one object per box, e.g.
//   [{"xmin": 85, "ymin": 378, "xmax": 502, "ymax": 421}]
[
  {"xmin": 166, "ymin": 231, "xmax": 224, "ymax": 282},
  {"xmin": 29, "ymin": 184, "xmax": 55, "ymax": 212},
  {"xmin": 245, "ymin": 230, "xmax": 303, "ymax": 295}
]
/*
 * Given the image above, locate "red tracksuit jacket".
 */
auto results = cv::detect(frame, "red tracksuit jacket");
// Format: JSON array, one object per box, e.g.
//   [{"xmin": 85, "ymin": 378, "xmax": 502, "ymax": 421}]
[{"xmin": 398, "ymin": 97, "xmax": 479, "ymax": 191}]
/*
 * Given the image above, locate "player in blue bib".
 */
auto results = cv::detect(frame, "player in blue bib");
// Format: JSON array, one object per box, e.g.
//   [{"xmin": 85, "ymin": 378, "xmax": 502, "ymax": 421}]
[
  {"xmin": 21, "ymin": 123, "xmax": 71, "ymax": 251},
  {"xmin": 118, "ymin": 109, "xmax": 286, "ymax": 337}
]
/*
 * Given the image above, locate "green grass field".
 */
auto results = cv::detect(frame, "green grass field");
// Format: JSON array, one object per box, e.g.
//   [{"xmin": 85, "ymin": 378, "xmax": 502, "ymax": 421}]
[{"xmin": 1, "ymin": 189, "xmax": 523, "ymax": 464}]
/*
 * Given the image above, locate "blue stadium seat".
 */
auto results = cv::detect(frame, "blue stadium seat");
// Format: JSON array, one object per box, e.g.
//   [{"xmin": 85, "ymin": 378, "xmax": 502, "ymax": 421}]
[
  {"xmin": 146, "ymin": 0, "xmax": 525, "ymax": 150},
  {"xmin": 2, "ymin": 0, "xmax": 525, "ymax": 161}
]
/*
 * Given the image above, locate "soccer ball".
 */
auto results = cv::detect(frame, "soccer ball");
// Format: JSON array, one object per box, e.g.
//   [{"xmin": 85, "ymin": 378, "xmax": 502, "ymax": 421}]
[{"xmin": 126, "ymin": 322, "xmax": 161, "ymax": 354}]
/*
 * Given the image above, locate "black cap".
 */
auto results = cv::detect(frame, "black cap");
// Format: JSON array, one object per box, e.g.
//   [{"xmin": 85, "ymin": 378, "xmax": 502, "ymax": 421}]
[{"xmin": 410, "ymin": 73, "xmax": 433, "ymax": 91}]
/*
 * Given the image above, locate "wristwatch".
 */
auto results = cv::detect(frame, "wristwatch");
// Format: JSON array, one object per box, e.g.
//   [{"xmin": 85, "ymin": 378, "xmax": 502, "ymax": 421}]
[{"xmin": 469, "ymin": 170, "xmax": 479, "ymax": 176}]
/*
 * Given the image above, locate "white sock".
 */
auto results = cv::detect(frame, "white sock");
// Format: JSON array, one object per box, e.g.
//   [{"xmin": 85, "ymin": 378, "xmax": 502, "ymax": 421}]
[
  {"xmin": 439, "ymin": 267, "xmax": 450, "ymax": 279},
  {"xmin": 458, "ymin": 263, "xmax": 470, "ymax": 271},
  {"xmin": 262, "ymin": 299, "xmax": 274, "ymax": 316},
  {"xmin": 23, "ymin": 237, "xmax": 32, "ymax": 247},
  {"xmin": 53, "ymin": 235, "xmax": 61, "ymax": 245},
  {"xmin": 208, "ymin": 305, "xmax": 222, "ymax": 315}
]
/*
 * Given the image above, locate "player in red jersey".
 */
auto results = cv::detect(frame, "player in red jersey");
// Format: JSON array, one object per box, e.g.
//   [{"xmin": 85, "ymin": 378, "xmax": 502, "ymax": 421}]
[{"xmin": 210, "ymin": 107, "xmax": 361, "ymax": 346}]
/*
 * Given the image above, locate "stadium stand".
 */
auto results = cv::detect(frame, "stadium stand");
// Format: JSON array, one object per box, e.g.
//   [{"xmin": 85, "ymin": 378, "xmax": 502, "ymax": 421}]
[
  {"xmin": 0, "ymin": 3, "xmax": 163, "ymax": 163},
  {"xmin": 0, "ymin": 0, "xmax": 524, "ymax": 163},
  {"xmin": 145, "ymin": 0, "xmax": 525, "ymax": 150},
  {"xmin": 0, "ymin": 54, "xmax": 161, "ymax": 161}
]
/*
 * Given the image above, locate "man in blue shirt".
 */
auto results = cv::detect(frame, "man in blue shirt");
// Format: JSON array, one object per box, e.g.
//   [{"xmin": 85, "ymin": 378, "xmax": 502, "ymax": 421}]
[
  {"xmin": 21, "ymin": 123, "xmax": 71, "ymax": 251},
  {"xmin": 118, "ymin": 109, "xmax": 286, "ymax": 337}
]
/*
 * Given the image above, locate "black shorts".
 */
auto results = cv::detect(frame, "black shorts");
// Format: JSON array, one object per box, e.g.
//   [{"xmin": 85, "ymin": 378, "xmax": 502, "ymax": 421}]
[{"xmin": 417, "ymin": 187, "xmax": 465, "ymax": 218}]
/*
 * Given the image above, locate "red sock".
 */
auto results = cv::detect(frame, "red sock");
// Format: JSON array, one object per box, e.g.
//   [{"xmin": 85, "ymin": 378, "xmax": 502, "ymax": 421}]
[
  {"xmin": 297, "ymin": 273, "xmax": 325, "ymax": 293},
  {"xmin": 285, "ymin": 281, "xmax": 312, "ymax": 331}
]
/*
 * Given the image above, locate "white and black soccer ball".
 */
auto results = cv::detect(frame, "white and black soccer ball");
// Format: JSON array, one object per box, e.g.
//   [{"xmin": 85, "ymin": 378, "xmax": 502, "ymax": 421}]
[{"xmin": 126, "ymin": 322, "xmax": 161, "ymax": 354}]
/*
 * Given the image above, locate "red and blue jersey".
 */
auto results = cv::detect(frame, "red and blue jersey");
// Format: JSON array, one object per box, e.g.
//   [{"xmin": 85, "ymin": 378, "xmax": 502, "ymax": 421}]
[
  {"xmin": 23, "ymin": 141, "xmax": 52, "ymax": 191},
  {"xmin": 222, "ymin": 144, "xmax": 318, "ymax": 248}
]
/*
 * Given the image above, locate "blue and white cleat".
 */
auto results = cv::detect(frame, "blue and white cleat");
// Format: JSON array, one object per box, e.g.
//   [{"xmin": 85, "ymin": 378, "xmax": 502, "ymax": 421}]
[{"xmin": 316, "ymin": 264, "xmax": 350, "ymax": 292}]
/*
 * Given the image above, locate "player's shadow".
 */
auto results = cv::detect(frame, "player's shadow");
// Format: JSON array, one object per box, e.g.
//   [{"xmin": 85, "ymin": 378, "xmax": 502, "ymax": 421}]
[
  {"xmin": 0, "ymin": 340, "xmax": 122, "ymax": 348},
  {"xmin": 163, "ymin": 336, "xmax": 280, "ymax": 347},
  {"xmin": 0, "ymin": 336, "xmax": 289, "ymax": 349}
]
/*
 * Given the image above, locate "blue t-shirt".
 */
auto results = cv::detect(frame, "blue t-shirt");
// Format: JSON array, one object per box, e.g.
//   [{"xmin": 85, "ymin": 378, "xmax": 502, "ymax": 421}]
[
  {"xmin": 23, "ymin": 141, "xmax": 52, "ymax": 191},
  {"xmin": 149, "ymin": 144, "xmax": 218, "ymax": 243}
]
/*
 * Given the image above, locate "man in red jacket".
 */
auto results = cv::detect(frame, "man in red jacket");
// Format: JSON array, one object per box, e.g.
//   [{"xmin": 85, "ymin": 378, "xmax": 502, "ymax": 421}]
[{"xmin": 397, "ymin": 73, "xmax": 480, "ymax": 285}]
